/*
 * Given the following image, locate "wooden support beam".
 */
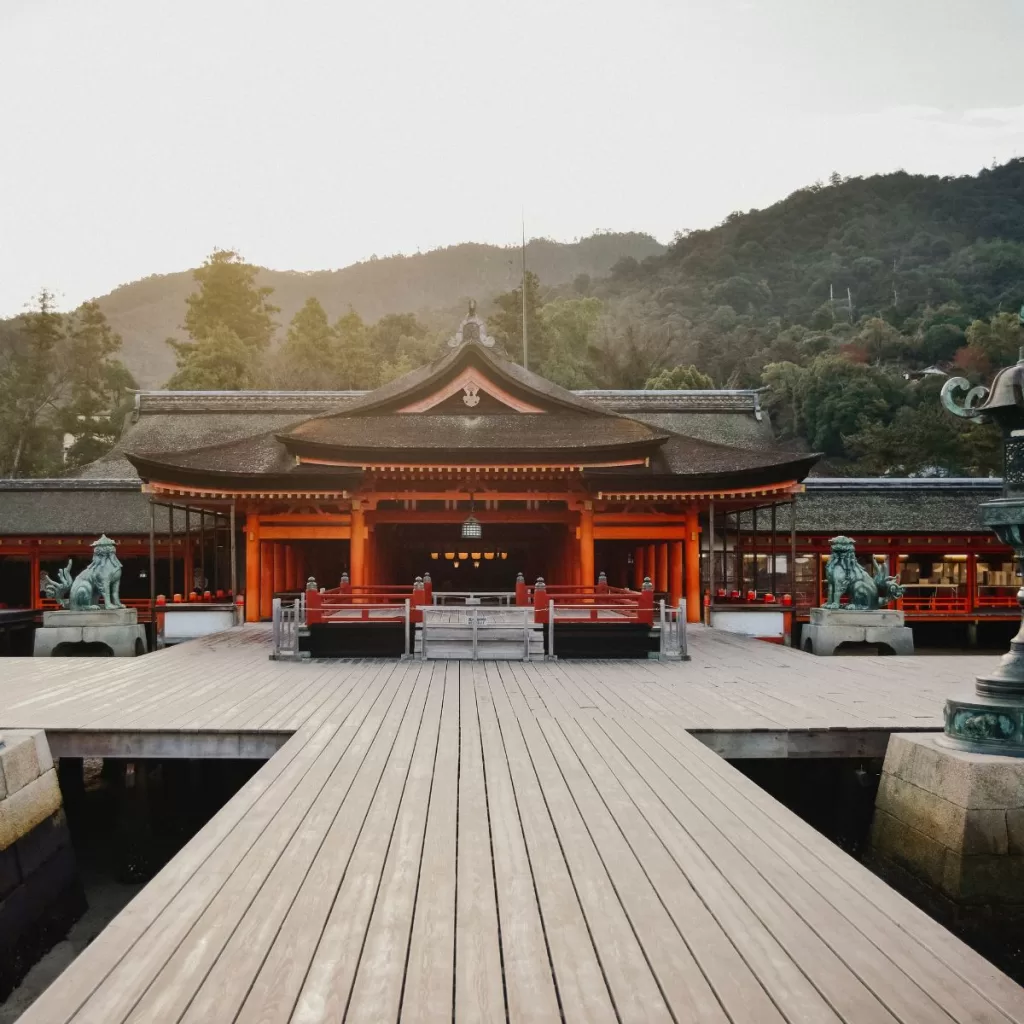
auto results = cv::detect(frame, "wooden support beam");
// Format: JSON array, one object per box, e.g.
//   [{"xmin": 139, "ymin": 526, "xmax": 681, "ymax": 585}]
[
  {"xmin": 670, "ymin": 540, "xmax": 683, "ymax": 608},
  {"xmin": 273, "ymin": 543, "xmax": 286, "ymax": 595},
  {"xmin": 259, "ymin": 525, "xmax": 351, "ymax": 541},
  {"xmin": 685, "ymin": 509, "xmax": 700, "ymax": 623},
  {"xmin": 260, "ymin": 542, "xmax": 273, "ymax": 620},
  {"xmin": 656, "ymin": 542, "xmax": 669, "ymax": 594},
  {"xmin": 350, "ymin": 504, "xmax": 366, "ymax": 587},
  {"xmin": 579, "ymin": 505, "xmax": 595, "ymax": 588},
  {"xmin": 593, "ymin": 526, "xmax": 688, "ymax": 540},
  {"xmin": 245, "ymin": 514, "xmax": 260, "ymax": 622}
]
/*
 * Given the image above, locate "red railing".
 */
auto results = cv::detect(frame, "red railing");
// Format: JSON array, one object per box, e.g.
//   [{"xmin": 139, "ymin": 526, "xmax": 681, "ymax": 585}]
[
  {"xmin": 897, "ymin": 595, "xmax": 970, "ymax": 616},
  {"xmin": 40, "ymin": 596, "xmax": 156, "ymax": 623},
  {"xmin": 523, "ymin": 578, "xmax": 654, "ymax": 626},
  {"xmin": 305, "ymin": 574, "xmax": 431, "ymax": 625}
]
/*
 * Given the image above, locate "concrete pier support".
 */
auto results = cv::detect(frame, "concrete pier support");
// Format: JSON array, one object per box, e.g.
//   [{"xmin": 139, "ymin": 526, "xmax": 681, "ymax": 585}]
[
  {"xmin": 870, "ymin": 733, "xmax": 1024, "ymax": 913},
  {"xmin": 0, "ymin": 731, "xmax": 85, "ymax": 999}
]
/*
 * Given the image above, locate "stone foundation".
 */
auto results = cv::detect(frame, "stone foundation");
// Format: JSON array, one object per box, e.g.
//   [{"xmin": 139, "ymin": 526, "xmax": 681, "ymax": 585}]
[
  {"xmin": 802, "ymin": 607, "xmax": 914, "ymax": 656},
  {"xmin": 0, "ymin": 730, "xmax": 85, "ymax": 999},
  {"xmin": 34, "ymin": 607, "xmax": 148, "ymax": 658},
  {"xmin": 869, "ymin": 733, "xmax": 1024, "ymax": 915}
]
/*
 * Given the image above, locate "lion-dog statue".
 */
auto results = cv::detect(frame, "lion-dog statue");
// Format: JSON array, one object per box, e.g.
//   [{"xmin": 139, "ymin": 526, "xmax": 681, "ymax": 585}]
[
  {"xmin": 40, "ymin": 534, "xmax": 124, "ymax": 611},
  {"xmin": 823, "ymin": 534, "xmax": 903, "ymax": 610}
]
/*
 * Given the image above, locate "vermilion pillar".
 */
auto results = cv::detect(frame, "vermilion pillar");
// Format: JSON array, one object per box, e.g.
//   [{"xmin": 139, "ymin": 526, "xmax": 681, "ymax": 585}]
[
  {"xmin": 29, "ymin": 550, "xmax": 40, "ymax": 610},
  {"xmin": 350, "ymin": 504, "xmax": 366, "ymax": 587},
  {"xmin": 669, "ymin": 540, "xmax": 684, "ymax": 608},
  {"xmin": 259, "ymin": 541, "xmax": 273, "ymax": 620},
  {"xmin": 245, "ymin": 514, "xmax": 260, "ymax": 622},
  {"xmin": 656, "ymin": 543, "xmax": 669, "ymax": 594},
  {"xmin": 284, "ymin": 544, "xmax": 296, "ymax": 590},
  {"xmin": 645, "ymin": 544, "xmax": 656, "ymax": 587},
  {"xmin": 685, "ymin": 508, "xmax": 700, "ymax": 623},
  {"xmin": 579, "ymin": 506, "xmax": 595, "ymax": 588},
  {"xmin": 272, "ymin": 543, "xmax": 285, "ymax": 596},
  {"xmin": 633, "ymin": 546, "xmax": 644, "ymax": 590}
]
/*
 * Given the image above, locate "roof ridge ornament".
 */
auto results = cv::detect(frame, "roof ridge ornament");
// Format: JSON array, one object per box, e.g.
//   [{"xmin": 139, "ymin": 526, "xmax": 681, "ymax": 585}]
[{"xmin": 449, "ymin": 299, "xmax": 495, "ymax": 349}]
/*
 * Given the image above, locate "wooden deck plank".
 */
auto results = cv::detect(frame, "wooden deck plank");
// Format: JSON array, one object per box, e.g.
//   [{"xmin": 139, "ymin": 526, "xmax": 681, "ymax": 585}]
[
  {"xmin": 4, "ymin": 626, "xmax": 1024, "ymax": 1024},
  {"xmin": 400, "ymin": 659, "xmax": 459, "ymax": 1024},
  {"xmin": 475, "ymin": 662, "xmax": 562, "ymax": 1022},
  {"xmin": 452, "ymin": 661, "xmax": 506, "ymax": 1022}
]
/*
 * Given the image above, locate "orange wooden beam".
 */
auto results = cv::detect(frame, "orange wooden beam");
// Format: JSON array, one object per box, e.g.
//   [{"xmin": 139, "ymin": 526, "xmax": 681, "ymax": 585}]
[
  {"xmin": 260, "ymin": 525, "xmax": 352, "ymax": 541},
  {"xmin": 594, "ymin": 526, "xmax": 688, "ymax": 540}
]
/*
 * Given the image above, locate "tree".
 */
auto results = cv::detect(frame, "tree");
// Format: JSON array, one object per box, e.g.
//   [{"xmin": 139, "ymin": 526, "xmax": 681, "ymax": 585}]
[
  {"xmin": 488, "ymin": 271, "xmax": 550, "ymax": 367},
  {"xmin": 0, "ymin": 294, "xmax": 136, "ymax": 475},
  {"xmin": 61, "ymin": 302, "xmax": 136, "ymax": 469},
  {"xmin": 167, "ymin": 249, "xmax": 278, "ymax": 389},
  {"xmin": 538, "ymin": 297, "xmax": 602, "ymax": 388},
  {"xmin": 644, "ymin": 364, "xmax": 714, "ymax": 389},
  {"xmin": 166, "ymin": 324, "xmax": 261, "ymax": 390},
  {"xmin": 275, "ymin": 298, "xmax": 339, "ymax": 389},
  {"xmin": 334, "ymin": 308, "xmax": 377, "ymax": 390},
  {"xmin": 0, "ymin": 291, "xmax": 67, "ymax": 476}
]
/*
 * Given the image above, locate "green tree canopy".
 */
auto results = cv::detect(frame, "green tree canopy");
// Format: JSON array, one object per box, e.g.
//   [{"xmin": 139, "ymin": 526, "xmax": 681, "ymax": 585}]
[
  {"xmin": 644, "ymin": 364, "xmax": 714, "ymax": 389},
  {"xmin": 0, "ymin": 294, "xmax": 135, "ymax": 475},
  {"xmin": 167, "ymin": 249, "xmax": 278, "ymax": 389}
]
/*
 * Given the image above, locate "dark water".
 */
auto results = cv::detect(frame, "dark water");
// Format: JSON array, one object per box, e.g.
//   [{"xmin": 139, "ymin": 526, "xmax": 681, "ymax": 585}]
[
  {"xmin": 0, "ymin": 756, "xmax": 263, "ymax": 1019},
  {"xmin": 735, "ymin": 757, "xmax": 1024, "ymax": 986}
]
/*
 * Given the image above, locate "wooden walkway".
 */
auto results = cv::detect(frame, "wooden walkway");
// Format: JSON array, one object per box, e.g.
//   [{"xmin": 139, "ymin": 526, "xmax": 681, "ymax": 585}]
[{"xmin": 3, "ymin": 628, "xmax": 1023, "ymax": 1021}]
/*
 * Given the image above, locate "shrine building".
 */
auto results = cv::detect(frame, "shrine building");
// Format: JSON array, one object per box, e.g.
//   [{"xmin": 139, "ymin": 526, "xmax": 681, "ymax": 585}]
[{"xmin": 0, "ymin": 306, "xmax": 1017, "ymax": 650}]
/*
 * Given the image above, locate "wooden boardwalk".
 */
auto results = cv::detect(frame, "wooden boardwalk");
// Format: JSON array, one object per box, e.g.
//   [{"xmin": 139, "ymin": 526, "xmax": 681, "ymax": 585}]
[{"xmin": 3, "ymin": 628, "xmax": 1023, "ymax": 1022}]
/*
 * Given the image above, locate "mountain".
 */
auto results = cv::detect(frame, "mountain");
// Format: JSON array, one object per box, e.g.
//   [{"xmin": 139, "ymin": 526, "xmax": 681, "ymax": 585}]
[{"xmin": 93, "ymin": 233, "xmax": 665, "ymax": 388}]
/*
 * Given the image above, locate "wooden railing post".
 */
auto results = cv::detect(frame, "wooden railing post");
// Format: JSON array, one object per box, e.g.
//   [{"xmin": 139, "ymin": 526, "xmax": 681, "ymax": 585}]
[
  {"xmin": 533, "ymin": 577, "xmax": 548, "ymax": 624},
  {"xmin": 639, "ymin": 576, "xmax": 655, "ymax": 626},
  {"xmin": 515, "ymin": 572, "xmax": 528, "ymax": 606},
  {"xmin": 423, "ymin": 572, "xmax": 433, "ymax": 604},
  {"xmin": 306, "ymin": 587, "xmax": 323, "ymax": 625}
]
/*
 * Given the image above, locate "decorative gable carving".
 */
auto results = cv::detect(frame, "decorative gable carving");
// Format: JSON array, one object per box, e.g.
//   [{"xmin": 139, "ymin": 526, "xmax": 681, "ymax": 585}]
[{"xmin": 398, "ymin": 367, "xmax": 543, "ymax": 414}]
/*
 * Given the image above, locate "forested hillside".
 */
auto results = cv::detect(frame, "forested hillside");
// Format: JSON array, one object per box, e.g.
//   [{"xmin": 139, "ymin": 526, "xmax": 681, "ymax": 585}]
[
  {"xmin": 92, "ymin": 233, "xmax": 664, "ymax": 388},
  {"xmin": 4, "ymin": 160, "xmax": 1023, "ymax": 478},
  {"xmin": 582, "ymin": 159, "xmax": 1024, "ymax": 475}
]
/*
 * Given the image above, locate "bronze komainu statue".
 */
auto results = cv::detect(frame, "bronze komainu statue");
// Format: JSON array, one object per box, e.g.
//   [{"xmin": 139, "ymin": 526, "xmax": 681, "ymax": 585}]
[
  {"xmin": 39, "ymin": 534, "xmax": 124, "ymax": 610},
  {"xmin": 823, "ymin": 535, "xmax": 903, "ymax": 611}
]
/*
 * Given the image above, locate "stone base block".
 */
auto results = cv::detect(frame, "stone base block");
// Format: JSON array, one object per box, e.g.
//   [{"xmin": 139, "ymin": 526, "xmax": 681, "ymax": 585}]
[
  {"xmin": 0, "ymin": 730, "xmax": 85, "ymax": 998},
  {"xmin": 34, "ymin": 622, "xmax": 148, "ymax": 657},
  {"xmin": 802, "ymin": 607, "xmax": 913, "ymax": 656},
  {"xmin": 870, "ymin": 733, "xmax": 1024, "ymax": 906},
  {"xmin": 42, "ymin": 607, "xmax": 137, "ymax": 627}
]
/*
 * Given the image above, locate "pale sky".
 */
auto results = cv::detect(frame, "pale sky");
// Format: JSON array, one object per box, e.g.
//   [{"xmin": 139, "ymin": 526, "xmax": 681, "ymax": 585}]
[{"xmin": 1, "ymin": 0, "xmax": 1023, "ymax": 317}]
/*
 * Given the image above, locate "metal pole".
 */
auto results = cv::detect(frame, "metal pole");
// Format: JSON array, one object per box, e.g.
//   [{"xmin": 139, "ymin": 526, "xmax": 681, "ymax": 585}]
[
  {"xmin": 184, "ymin": 506, "xmax": 191, "ymax": 594},
  {"xmin": 199, "ymin": 510, "xmax": 206, "ymax": 587},
  {"xmin": 548, "ymin": 599, "xmax": 555, "ymax": 659},
  {"xmin": 790, "ymin": 494, "xmax": 798, "ymax": 597},
  {"xmin": 708, "ymin": 501, "xmax": 716, "ymax": 607},
  {"xmin": 521, "ymin": 216, "xmax": 528, "ymax": 370},
  {"xmin": 771, "ymin": 503, "xmax": 778, "ymax": 594},
  {"xmin": 405, "ymin": 598, "xmax": 411, "ymax": 657},
  {"xmin": 736, "ymin": 509, "xmax": 743, "ymax": 594},
  {"xmin": 229, "ymin": 500, "xmax": 237, "ymax": 599},
  {"xmin": 168, "ymin": 503, "xmax": 175, "ymax": 598},
  {"xmin": 148, "ymin": 499, "xmax": 156, "ymax": 613}
]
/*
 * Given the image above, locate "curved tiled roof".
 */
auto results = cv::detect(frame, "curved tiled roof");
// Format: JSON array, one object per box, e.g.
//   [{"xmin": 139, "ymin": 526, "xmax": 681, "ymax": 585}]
[{"xmin": 283, "ymin": 413, "xmax": 667, "ymax": 457}]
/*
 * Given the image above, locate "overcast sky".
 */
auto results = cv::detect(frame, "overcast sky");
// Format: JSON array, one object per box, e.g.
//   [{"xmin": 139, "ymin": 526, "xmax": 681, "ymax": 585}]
[{"xmin": 1, "ymin": 0, "xmax": 1022, "ymax": 316}]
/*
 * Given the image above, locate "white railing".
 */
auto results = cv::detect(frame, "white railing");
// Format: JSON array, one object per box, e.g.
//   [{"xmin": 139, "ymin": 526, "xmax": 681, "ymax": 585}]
[
  {"xmin": 271, "ymin": 593, "xmax": 305, "ymax": 660},
  {"xmin": 431, "ymin": 591, "xmax": 517, "ymax": 606},
  {"xmin": 420, "ymin": 606, "xmax": 535, "ymax": 660},
  {"xmin": 659, "ymin": 599, "xmax": 688, "ymax": 660}
]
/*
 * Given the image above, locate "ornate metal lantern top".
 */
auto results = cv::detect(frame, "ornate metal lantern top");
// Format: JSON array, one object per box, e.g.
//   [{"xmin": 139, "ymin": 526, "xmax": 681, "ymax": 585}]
[{"xmin": 939, "ymin": 306, "xmax": 1024, "ymax": 753}]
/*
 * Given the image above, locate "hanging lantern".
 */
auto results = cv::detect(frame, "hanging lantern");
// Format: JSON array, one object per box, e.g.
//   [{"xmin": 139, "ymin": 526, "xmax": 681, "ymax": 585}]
[{"xmin": 461, "ymin": 493, "xmax": 483, "ymax": 540}]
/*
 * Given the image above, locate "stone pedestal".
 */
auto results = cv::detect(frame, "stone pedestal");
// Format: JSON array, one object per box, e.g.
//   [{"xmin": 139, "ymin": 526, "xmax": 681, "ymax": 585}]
[
  {"xmin": 0, "ymin": 730, "xmax": 86, "ymax": 998},
  {"xmin": 870, "ymin": 733, "xmax": 1024, "ymax": 910},
  {"xmin": 801, "ymin": 606, "xmax": 914, "ymax": 656},
  {"xmin": 33, "ymin": 608, "xmax": 148, "ymax": 658}
]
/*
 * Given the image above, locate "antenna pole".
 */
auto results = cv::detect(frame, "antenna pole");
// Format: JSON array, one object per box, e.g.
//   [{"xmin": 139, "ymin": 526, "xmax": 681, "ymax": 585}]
[{"xmin": 521, "ymin": 214, "xmax": 528, "ymax": 370}]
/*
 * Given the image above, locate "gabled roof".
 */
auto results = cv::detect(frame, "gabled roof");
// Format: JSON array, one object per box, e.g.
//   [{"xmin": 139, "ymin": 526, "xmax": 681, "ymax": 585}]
[{"xmin": 274, "ymin": 338, "xmax": 671, "ymax": 466}]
